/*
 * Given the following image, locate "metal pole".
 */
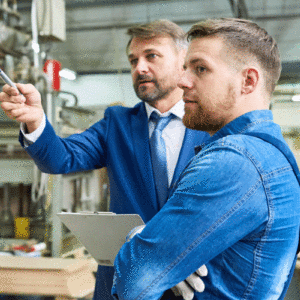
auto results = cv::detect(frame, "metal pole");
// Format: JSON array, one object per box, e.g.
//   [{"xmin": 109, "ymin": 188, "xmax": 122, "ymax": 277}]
[{"xmin": 31, "ymin": 0, "xmax": 40, "ymax": 68}]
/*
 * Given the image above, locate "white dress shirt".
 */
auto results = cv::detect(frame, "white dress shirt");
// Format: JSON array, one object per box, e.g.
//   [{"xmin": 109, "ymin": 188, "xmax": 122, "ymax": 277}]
[{"xmin": 21, "ymin": 100, "xmax": 186, "ymax": 185}]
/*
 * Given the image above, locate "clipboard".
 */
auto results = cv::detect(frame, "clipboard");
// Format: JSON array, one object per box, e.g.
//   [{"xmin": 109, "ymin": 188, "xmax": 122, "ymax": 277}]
[{"xmin": 57, "ymin": 212, "xmax": 144, "ymax": 266}]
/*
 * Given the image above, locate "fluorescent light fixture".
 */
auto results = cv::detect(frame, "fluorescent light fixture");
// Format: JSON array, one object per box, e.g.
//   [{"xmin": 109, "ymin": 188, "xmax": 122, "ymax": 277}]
[
  {"xmin": 292, "ymin": 94, "xmax": 300, "ymax": 101},
  {"xmin": 32, "ymin": 41, "xmax": 40, "ymax": 53},
  {"xmin": 59, "ymin": 68, "xmax": 77, "ymax": 80}
]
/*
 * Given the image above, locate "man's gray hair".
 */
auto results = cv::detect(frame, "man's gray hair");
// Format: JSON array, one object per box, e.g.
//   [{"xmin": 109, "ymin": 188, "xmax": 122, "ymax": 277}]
[{"xmin": 126, "ymin": 19, "xmax": 187, "ymax": 53}]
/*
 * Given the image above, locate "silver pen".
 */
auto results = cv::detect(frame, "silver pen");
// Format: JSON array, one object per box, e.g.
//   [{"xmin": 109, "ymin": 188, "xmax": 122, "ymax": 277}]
[{"xmin": 0, "ymin": 68, "xmax": 24, "ymax": 96}]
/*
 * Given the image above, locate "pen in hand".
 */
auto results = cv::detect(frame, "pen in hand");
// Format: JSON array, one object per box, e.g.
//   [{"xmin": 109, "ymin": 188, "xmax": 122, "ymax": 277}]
[{"xmin": 0, "ymin": 68, "xmax": 24, "ymax": 98}]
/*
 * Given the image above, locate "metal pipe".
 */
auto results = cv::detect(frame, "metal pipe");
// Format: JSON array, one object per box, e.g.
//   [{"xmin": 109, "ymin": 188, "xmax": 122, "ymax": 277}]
[{"xmin": 31, "ymin": 0, "xmax": 39, "ymax": 68}]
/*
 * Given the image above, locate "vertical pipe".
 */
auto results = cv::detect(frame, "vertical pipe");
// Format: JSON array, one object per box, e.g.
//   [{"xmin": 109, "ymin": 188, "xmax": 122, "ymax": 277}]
[{"xmin": 31, "ymin": 0, "xmax": 40, "ymax": 68}]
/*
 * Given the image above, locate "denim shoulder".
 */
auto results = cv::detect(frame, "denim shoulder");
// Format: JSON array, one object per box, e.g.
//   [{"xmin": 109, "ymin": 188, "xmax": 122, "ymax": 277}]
[{"xmin": 197, "ymin": 134, "xmax": 291, "ymax": 177}]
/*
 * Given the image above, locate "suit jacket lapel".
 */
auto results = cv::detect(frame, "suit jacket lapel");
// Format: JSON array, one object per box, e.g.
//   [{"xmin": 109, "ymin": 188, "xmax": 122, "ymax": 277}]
[
  {"xmin": 131, "ymin": 103, "xmax": 158, "ymax": 211},
  {"xmin": 169, "ymin": 128, "xmax": 200, "ymax": 196}
]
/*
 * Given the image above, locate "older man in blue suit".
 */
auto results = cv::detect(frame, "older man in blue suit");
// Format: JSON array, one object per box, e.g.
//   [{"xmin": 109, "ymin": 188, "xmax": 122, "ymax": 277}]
[{"xmin": 0, "ymin": 20, "xmax": 209, "ymax": 300}]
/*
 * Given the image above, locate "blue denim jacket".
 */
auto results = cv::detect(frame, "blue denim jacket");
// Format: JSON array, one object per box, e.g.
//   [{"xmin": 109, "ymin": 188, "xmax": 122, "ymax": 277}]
[{"xmin": 112, "ymin": 110, "xmax": 300, "ymax": 300}]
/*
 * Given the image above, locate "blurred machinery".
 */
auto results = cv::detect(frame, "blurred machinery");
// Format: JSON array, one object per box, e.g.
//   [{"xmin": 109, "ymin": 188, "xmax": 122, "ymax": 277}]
[
  {"xmin": 272, "ymin": 86, "xmax": 300, "ymax": 171},
  {"xmin": 0, "ymin": 0, "xmax": 109, "ymax": 258}
]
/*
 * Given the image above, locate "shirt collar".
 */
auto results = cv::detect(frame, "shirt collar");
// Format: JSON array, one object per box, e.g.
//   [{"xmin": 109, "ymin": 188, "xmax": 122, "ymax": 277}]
[
  {"xmin": 145, "ymin": 100, "xmax": 185, "ymax": 120},
  {"xmin": 195, "ymin": 110, "xmax": 274, "ymax": 154}
]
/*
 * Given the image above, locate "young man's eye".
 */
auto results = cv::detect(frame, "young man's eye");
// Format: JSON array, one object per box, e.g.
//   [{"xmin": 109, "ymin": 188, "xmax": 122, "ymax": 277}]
[{"xmin": 147, "ymin": 53, "xmax": 157, "ymax": 59}]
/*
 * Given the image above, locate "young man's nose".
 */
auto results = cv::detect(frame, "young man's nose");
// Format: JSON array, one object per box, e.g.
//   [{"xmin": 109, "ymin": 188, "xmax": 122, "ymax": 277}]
[{"xmin": 178, "ymin": 72, "xmax": 193, "ymax": 89}]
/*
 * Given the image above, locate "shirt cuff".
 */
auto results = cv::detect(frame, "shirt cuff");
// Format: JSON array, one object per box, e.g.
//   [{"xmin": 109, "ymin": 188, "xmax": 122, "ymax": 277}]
[{"xmin": 20, "ymin": 113, "xmax": 46, "ymax": 147}]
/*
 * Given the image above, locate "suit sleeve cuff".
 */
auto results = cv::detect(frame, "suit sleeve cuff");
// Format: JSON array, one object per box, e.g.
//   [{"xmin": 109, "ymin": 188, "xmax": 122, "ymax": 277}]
[{"xmin": 20, "ymin": 114, "xmax": 46, "ymax": 147}]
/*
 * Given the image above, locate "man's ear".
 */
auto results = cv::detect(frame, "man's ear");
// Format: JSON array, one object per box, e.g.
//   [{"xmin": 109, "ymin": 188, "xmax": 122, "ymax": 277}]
[{"xmin": 241, "ymin": 68, "xmax": 259, "ymax": 95}]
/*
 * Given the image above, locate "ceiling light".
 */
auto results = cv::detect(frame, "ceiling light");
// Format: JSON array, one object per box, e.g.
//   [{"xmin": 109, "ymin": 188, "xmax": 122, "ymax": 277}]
[
  {"xmin": 32, "ymin": 41, "xmax": 40, "ymax": 53},
  {"xmin": 59, "ymin": 68, "xmax": 77, "ymax": 80},
  {"xmin": 292, "ymin": 95, "xmax": 300, "ymax": 101}
]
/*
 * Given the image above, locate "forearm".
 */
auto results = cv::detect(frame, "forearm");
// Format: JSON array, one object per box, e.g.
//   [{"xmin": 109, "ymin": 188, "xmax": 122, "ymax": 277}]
[
  {"xmin": 113, "ymin": 194, "xmax": 216, "ymax": 300},
  {"xmin": 113, "ymin": 148, "xmax": 268, "ymax": 299},
  {"xmin": 21, "ymin": 117, "xmax": 107, "ymax": 174}
]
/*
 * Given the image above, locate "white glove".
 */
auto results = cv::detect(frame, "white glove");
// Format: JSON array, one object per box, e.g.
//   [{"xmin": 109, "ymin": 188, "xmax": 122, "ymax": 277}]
[
  {"xmin": 171, "ymin": 265, "xmax": 208, "ymax": 300},
  {"xmin": 125, "ymin": 225, "xmax": 208, "ymax": 300}
]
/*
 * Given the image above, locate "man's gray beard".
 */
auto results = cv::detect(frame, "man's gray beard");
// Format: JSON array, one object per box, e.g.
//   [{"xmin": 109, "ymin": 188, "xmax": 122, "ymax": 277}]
[
  {"xmin": 137, "ymin": 88, "xmax": 164, "ymax": 102},
  {"xmin": 135, "ymin": 83, "xmax": 177, "ymax": 103}
]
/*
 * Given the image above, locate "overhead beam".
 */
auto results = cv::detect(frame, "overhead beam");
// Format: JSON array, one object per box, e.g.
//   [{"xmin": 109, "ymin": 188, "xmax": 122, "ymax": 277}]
[
  {"xmin": 279, "ymin": 61, "xmax": 300, "ymax": 84},
  {"xmin": 253, "ymin": 13, "xmax": 300, "ymax": 21},
  {"xmin": 17, "ymin": 0, "xmax": 174, "ymax": 11},
  {"xmin": 65, "ymin": 0, "xmax": 158, "ymax": 9},
  {"xmin": 74, "ymin": 61, "xmax": 300, "ymax": 81},
  {"xmin": 66, "ymin": 12, "xmax": 300, "ymax": 33}
]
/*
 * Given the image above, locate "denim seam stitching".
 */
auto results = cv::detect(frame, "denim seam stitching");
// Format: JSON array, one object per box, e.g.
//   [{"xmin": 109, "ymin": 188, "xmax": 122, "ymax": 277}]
[
  {"xmin": 192, "ymin": 141, "xmax": 277, "ymax": 300},
  {"xmin": 201, "ymin": 140, "xmax": 266, "ymax": 178},
  {"xmin": 218, "ymin": 142, "xmax": 268, "ymax": 299},
  {"xmin": 238, "ymin": 119, "xmax": 273, "ymax": 134},
  {"xmin": 136, "ymin": 178, "xmax": 262, "ymax": 300},
  {"xmin": 242, "ymin": 177, "xmax": 274, "ymax": 299},
  {"xmin": 138, "ymin": 137, "xmax": 280, "ymax": 299},
  {"xmin": 225, "ymin": 140, "xmax": 280, "ymax": 300},
  {"xmin": 225, "ymin": 141, "xmax": 275, "ymax": 300},
  {"xmin": 262, "ymin": 166, "xmax": 292, "ymax": 179},
  {"xmin": 205, "ymin": 140, "xmax": 292, "ymax": 178},
  {"xmin": 207, "ymin": 119, "xmax": 273, "ymax": 144}
]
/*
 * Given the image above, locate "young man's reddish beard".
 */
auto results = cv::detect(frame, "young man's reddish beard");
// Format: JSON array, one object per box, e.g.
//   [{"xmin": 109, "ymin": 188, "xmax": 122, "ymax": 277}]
[{"xmin": 183, "ymin": 109, "xmax": 218, "ymax": 132}]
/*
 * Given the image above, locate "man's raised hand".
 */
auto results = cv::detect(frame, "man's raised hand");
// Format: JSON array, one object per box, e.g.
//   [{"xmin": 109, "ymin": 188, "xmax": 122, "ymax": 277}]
[{"xmin": 0, "ymin": 83, "xmax": 44, "ymax": 133}]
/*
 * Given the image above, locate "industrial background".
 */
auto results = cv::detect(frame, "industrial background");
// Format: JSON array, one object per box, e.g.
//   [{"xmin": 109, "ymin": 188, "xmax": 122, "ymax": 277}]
[{"xmin": 0, "ymin": 0, "xmax": 300, "ymax": 299}]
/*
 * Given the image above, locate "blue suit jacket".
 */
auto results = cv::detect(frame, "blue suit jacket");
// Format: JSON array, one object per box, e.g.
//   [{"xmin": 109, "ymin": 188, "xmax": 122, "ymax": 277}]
[{"xmin": 20, "ymin": 102, "xmax": 209, "ymax": 299}]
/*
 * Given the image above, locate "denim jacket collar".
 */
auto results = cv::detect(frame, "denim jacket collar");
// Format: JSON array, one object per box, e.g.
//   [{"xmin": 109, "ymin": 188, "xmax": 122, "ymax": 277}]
[{"xmin": 195, "ymin": 109, "xmax": 273, "ymax": 154}]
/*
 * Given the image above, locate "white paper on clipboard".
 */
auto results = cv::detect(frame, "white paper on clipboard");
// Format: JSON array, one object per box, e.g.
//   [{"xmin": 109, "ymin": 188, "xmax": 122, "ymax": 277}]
[{"xmin": 57, "ymin": 212, "xmax": 144, "ymax": 266}]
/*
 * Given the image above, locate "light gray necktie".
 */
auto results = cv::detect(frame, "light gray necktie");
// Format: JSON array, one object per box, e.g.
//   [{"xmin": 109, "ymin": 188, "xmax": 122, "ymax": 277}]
[{"xmin": 150, "ymin": 112, "xmax": 174, "ymax": 209}]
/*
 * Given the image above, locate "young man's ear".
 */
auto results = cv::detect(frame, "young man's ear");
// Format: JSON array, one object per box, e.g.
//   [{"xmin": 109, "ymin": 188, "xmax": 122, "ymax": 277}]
[{"xmin": 241, "ymin": 68, "xmax": 259, "ymax": 95}]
